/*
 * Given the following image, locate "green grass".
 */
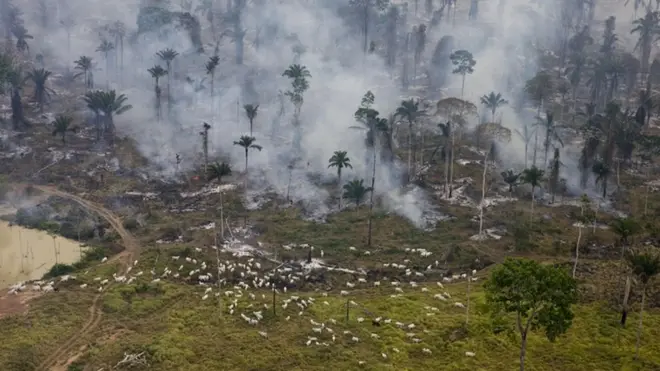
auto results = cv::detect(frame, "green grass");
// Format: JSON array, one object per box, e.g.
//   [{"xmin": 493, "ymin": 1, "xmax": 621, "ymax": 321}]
[{"xmin": 2, "ymin": 273, "xmax": 659, "ymax": 371}]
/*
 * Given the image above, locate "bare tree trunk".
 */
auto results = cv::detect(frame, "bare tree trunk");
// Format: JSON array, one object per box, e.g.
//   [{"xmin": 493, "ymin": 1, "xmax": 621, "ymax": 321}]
[
  {"xmin": 621, "ymin": 275, "xmax": 631, "ymax": 327},
  {"xmin": 520, "ymin": 332, "xmax": 527, "ymax": 371},
  {"xmin": 367, "ymin": 145, "xmax": 376, "ymax": 247},
  {"xmin": 449, "ymin": 132, "xmax": 455, "ymax": 197},
  {"xmin": 466, "ymin": 272, "xmax": 471, "ymax": 325},
  {"xmin": 573, "ymin": 225, "xmax": 581, "ymax": 278},
  {"xmin": 478, "ymin": 150, "xmax": 488, "ymax": 236},
  {"xmin": 635, "ymin": 288, "xmax": 646, "ymax": 359}
]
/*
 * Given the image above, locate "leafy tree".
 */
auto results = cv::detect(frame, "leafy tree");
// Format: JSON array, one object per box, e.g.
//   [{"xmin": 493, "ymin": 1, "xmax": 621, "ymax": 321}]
[
  {"xmin": 51, "ymin": 115, "xmax": 75, "ymax": 145},
  {"xmin": 485, "ymin": 258, "xmax": 578, "ymax": 371},
  {"xmin": 243, "ymin": 104, "xmax": 259, "ymax": 135},
  {"xmin": 525, "ymin": 72, "xmax": 554, "ymax": 166},
  {"xmin": 626, "ymin": 251, "xmax": 660, "ymax": 358},
  {"xmin": 25, "ymin": 68, "xmax": 53, "ymax": 112},
  {"xmin": 450, "ymin": 50, "xmax": 476, "ymax": 97},
  {"xmin": 96, "ymin": 39, "xmax": 114, "ymax": 87},
  {"xmin": 283, "ymin": 64, "xmax": 311, "ymax": 151},
  {"xmin": 501, "ymin": 170, "xmax": 521, "ymax": 196},
  {"xmin": 480, "ymin": 92, "xmax": 508, "ymax": 121},
  {"xmin": 343, "ymin": 179, "xmax": 372, "ymax": 210},
  {"xmin": 74, "ymin": 56, "xmax": 93, "ymax": 90},
  {"xmin": 147, "ymin": 65, "xmax": 167, "ymax": 121},
  {"xmin": 12, "ymin": 25, "xmax": 32, "ymax": 54},
  {"xmin": 521, "ymin": 166, "xmax": 545, "ymax": 221},
  {"xmin": 328, "ymin": 150, "xmax": 353, "ymax": 209}
]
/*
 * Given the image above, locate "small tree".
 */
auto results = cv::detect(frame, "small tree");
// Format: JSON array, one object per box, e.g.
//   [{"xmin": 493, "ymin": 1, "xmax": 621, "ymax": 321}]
[
  {"xmin": 51, "ymin": 115, "xmax": 75, "ymax": 145},
  {"xmin": 343, "ymin": 179, "xmax": 372, "ymax": 210},
  {"xmin": 328, "ymin": 150, "xmax": 353, "ymax": 209},
  {"xmin": 501, "ymin": 170, "xmax": 521, "ymax": 197},
  {"xmin": 480, "ymin": 91, "xmax": 508, "ymax": 121},
  {"xmin": 627, "ymin": 250, "xmax": 660, "ymax": 359},
  {"xmin": 233, "ymin": 135, "xmax": 262, "ymax": 188},
  {"xmin": 485, "ymin": 258, "xmax": 578, "ymax": 371}
]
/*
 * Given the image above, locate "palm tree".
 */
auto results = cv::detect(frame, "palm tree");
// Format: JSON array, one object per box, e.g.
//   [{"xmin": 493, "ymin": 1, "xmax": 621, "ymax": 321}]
[
  {"xmin": 626, "ymin": 251, "xmax": 660, "ymax": 359},
  {"xmin": 243, "ymin": 104, "xmax": 259, "ymax": 135},
  {"xmin": 592, "ymin": 160, "xmax": 611, "ymax": 198},
  {"xmin": 328, "ymin": 150, "xmax": 353, "ymax": 209},
  {"xmin": 501, "ymin": 170, "xmax": 521, "ymax": 196},
  {"xmin": 12, "ymin": 25, "xmax": 32, "ymax": 55},
  {"xmin": 205, "ymin": 55, "xmax": 220, "ymax": 100},
  {"xmin": 521, "ymin": 166, "xmax": 545, "ymax": 221},
  {"xmin": 480, "ymin": 92, "xmax": 508, "ymax": 121},
  {"xmin": 96, "ymin": 40, "xmax": 114, "ymax": 88},
  {"xmin": 233, "ymin": 135, "xmax": 263, "ymax": 187},
  {"xmin": 282, "ymin": 64, "xmax": 311, "ymax": 118},
  {"xmin": 51, "ymin": 115, "xmax": 75, "ymax": 145},
  {"xmin": 342, "ymin": 179, "xmax": 372, "ymax": 210},
  {"xmin": 147, "ymin": 65, "xmax": 167, "ymax": 121},
  {"xmin": 631, "ymin": 10, "xmax": 660, "ymax": 75},
  {"xmin": 395, "ymin": 99, "xmax": 425, "ymax": 181},
  {"xmin": 25, "ymin": 68, "xmax": 53, "ymax": 113},
  {"xmin": 515, "ymin": 123, "xmax": 536, "ymax": 168},
  {"xmin": 207, "ymin": 161, "xmax": 232, "ymax": 182},
  {"xmin": 525, "ymin": 72, "xmax": 555, "ymax": 166},
  {"xmin": 109, "ymin": 21, "xmax": 126, "ymax": 81},
  {"xmin": 156, "ymin": 48, "xmax": 178, "ymax": 110},
  {"xmin": 74, "ymin": 56, "xmax": 93, "ymax": 90},
  {"xmin": 537, "ymin": 111, "xmax": 563, "ymax": 166},
  {"xmin": 83, "ymin": 90, "xmax": 132, "ymax": 144}
]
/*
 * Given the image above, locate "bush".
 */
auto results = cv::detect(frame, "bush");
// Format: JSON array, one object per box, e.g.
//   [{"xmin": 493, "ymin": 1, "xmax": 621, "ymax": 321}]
[{"xmin": 43, "ymin": 263, "xmax": 75, "ymax": 279}]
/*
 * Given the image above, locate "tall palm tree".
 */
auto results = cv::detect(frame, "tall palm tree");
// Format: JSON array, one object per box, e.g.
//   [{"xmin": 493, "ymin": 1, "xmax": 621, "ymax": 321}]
[
  {"xmin": 480, "ymin": 92, "xmax": 508, "ymax": 121},
  {"xmin": 626, "ymin": 251, "xmax": 660, "ymax": 359},
  {"xmin": 514, "ymin": 123, "xmax": 536, "ymax": 168},
  {"xmin": 537, "ymin": 111, "xmax": 563, "ymax": 166},
  {"xmin": 233, "ymin": 135, "xmax": 263, "ymax": 187},
  {"xmin": 328, "ymin": 150, "xmax": 353, "ymax": 209},
  {"xmin": 156, "ymin": 48, "xmax": 178, "ymax": 110},
  {"xmin": 109, "ymin": 21, "xmax": 126, "ymax": 81},
  {"xmin": 147, "ymin": 65, "xmax": 167, "ymax": 121},
  {"xmin": 395, "ymin": 99, "xmax": 425, "ymax": 181},
  {"xmin": 74, "ymin": 56, "xmax": 93, "ymax": 90},
  {"xmin": 343, "ymin": 179, "xmax": 372, "ymax": 211},
  {"xmin": 25, "ymin": 68, "xmax": 53, "ymax": 112},
  {"xmin": 96, "ymin": 39, "xmax": 114, "ymax": 88},
  {"xmin": 436, "ymin": 121, "xmax": 453, "ymax": 194},
  {"xmin": 521, "ymin": 166, "xmax": 545, "ymax": 221},
  {"xmin": 205, "ymin": 55, "xmax": 220, "ymax": 100},
  {"xmin": 243, "ymin": 104, "xmax": 259, "ymax": 135},
  {"xmin": 631, "ymin": 10, "xmax": 660, "ymax": 75},
  {"xmin": 525, "ymin": 72, "xmax": 555, "ymax": 166},
  {"xmin": 51, "ymin": 115, "xmax": 75, "ymax": 145},
  {"xmin": 282, "ymin": 64, "xmax": 311, "ymax": 116},
  {"xmin": 83, "ymin": 90, "xmax": 132, "ymax": 144}
]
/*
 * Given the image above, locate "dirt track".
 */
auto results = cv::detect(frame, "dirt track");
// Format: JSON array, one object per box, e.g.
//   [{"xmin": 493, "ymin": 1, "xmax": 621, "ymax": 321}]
[{"xmin": 11, "ymin": 184, "xmax": 139, "ymax": 371}]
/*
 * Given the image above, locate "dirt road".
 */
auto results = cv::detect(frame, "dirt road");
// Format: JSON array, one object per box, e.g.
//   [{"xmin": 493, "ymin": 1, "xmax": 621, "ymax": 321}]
[{"xmin": 9, "ymin": 184, "xmax": 140, "ymax": 371}]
